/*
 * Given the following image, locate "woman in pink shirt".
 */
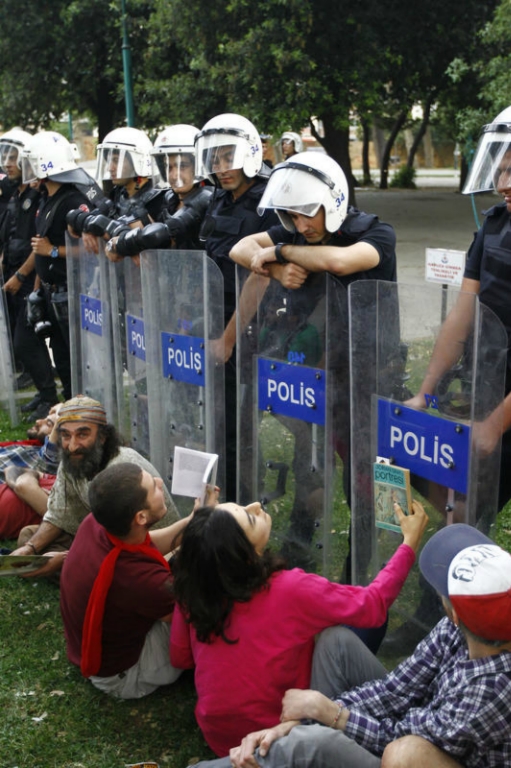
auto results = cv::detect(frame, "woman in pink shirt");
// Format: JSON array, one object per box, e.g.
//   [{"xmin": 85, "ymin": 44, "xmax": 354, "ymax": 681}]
[{"xmin": 170, "ymin": 499, "xmax": 427, "ymax": 756}]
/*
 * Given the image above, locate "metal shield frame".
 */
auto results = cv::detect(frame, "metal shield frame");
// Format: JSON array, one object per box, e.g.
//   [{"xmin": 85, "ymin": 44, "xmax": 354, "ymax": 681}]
[
  {"xmin": 66, "ymin": 234, "xmax": 120, "ymax": 423},
  {"xmin": 238, "ymin": 266, "xmax": 348, "ymax": 579}
]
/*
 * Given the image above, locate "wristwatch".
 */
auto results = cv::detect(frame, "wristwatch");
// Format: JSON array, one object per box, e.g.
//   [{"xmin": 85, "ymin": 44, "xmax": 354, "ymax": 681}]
[
  {"xmin": 50, "ymin": 245, "xmax": 59, "ymax": 259},
  {"xmin": 274, "ymin": 242, "xmax": 288, "ymax": 264}
]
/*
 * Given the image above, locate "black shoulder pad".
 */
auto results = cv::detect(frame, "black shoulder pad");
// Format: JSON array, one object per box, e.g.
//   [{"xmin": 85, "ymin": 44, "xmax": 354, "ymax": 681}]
[{"xmin": 341, "ymin": 208, "xmax": 378, "ymax": 236}]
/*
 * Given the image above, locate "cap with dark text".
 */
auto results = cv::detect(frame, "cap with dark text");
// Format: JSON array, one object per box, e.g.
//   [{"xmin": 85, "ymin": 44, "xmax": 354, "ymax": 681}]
[
  {"xmin": 448, "ymin": 544, "xmax": 511, "ymax": 641},
  {"xmin": 419, "ymin": 524, "xmax": 491, "ymax": 597}
]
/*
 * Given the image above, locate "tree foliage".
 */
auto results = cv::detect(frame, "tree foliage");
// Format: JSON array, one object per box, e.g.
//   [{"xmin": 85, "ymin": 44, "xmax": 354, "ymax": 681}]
[{"xmin": 0, "ymin": 0, "xmax": 506, "ymax": 192}]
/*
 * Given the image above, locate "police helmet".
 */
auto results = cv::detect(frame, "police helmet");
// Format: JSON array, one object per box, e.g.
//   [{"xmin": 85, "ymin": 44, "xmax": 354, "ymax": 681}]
[
  {"xmin": 281, "ymin": 131, "xmax": 304, "ymax": 154},
  {"xmin": 21, "ymin": 131, "xmax": 90, "ymax": 185},
  {"xmin": 151, "ymin": 124, "xmax": 200, "ymax": 190},
  {"xmin": 96, "ymin": 127, "xmax": 154, "ymax": 183},
  {"xmin": 463, "ymin": 106, "xmax": 511, "ymax": 194},
  {"xmin": 257, "ymin": 151, "xmax": 349, "ymax": 233},
  {"xmin": 195, "ymin": 113, "xmax": 263, "ymax": 184},
  {"xmin": 0, "ymin": 128, "xmax": 32, "ymax": 170}
]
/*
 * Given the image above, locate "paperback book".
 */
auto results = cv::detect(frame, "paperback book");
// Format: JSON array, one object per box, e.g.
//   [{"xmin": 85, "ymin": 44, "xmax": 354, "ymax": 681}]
[{"xmin": 373, "ymin": 461, "xmax": 412, "ymax": 532}]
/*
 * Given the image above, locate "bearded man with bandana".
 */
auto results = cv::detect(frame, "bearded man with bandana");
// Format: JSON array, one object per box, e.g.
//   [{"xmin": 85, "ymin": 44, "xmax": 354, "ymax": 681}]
[{"xmin": 12, "ymin": 395, "xmax": 179, "ymax": 577}]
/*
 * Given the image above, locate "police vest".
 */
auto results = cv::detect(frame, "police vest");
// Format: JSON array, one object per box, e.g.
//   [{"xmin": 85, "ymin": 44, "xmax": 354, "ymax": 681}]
[
  {"xmin": 0, "ymin": 186, "xmax": 40, "ymax": 272},
  {"xmin": 201, "ymin": 179, "xmax": 268, "ymax": 306},
  {"xmin": 477, "ymin": 203, "xmax": 511, "ymax": 384}
]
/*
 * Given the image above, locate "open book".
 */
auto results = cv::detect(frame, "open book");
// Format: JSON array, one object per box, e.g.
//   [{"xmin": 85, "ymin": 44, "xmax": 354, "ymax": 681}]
[
  {"xmin": 171, "ymin": 447, "xmax": 219, "ymax": 505},
  {"xmin": 373, "ymin": 460, "xmax": 412, "ymax": 532}
]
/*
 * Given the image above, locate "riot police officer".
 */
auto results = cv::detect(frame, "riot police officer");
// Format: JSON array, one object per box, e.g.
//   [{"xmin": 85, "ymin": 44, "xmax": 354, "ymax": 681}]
[
  {"xmin": 0, "ymin": 128, "xmax": 56, "ymax": 414},
  {"xmin": 106, "ymin": 124, "xmax": 212, "ymax": 258},
  {"xmin": 71, "ymin": 127, "xmax": 168, "ymax": 258},
  {"xmin": 195, "ymin": 113, "xmax": 279, "ymax": 500},
  {"xmin": 21, "ymin": 131, "xmax": 96, "ymax": 407}
]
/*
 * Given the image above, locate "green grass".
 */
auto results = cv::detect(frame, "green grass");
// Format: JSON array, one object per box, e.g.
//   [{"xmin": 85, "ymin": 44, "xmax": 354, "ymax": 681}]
[{"xmin": 1, "ymin": 402, "xmax": 510, "ymax": 768}]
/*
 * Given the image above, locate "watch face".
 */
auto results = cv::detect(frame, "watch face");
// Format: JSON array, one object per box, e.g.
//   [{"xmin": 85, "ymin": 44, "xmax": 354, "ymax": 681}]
[{"xmin": 51, "ymin": 246, "xmax": 59, "ymax": 258}]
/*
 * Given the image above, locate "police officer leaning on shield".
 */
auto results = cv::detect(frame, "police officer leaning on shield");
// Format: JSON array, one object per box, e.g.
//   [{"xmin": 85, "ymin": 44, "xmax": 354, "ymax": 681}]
[
  {"xmin": 67, "ymin": 127, "xmax": 169, "ymax": 260},
  {"xmin": 230, "ymin": 153, "xmax": 397, "ymax": 654}
]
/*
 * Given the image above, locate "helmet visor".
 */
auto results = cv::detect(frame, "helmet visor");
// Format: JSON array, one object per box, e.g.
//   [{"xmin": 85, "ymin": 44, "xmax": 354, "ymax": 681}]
[
  {"xmin": 96, "ymin": 147, "xmax": 136, "ymax": 182},
  {"xmin": 0, "ymin": 141, "xmax": 21, "ymax": 171},
  {"xmin": 154, "ymin": 152, "xmax": 196, "ymax": 191},
  {"xmin": 463, "ymin": 125, "xmax": 511, "ymax": 194},
  {"xmin": 196, "ymin": 130, "xmax": 249, "ymax": 177},
  {"xmin": 21, "ymin": 154, "xmax": 39, "ymax": 184},
  {"xmin": 257, "ymin": 163, "xmax": 326, "ymax": 218}
]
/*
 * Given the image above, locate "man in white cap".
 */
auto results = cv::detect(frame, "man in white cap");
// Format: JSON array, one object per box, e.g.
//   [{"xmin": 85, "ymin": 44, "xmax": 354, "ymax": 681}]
[{"xmin": 190, "ymin": 524, "xmax": 511, "ymax": 768}]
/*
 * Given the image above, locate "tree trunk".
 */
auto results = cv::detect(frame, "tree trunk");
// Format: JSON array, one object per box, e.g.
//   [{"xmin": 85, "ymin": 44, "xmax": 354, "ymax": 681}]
[
  {"xmin": 311, "ymin": 113, "xmax": 357, "ymax": 206},
  {"xmin": 406, "ymin": 95, "xmax": 434, "ymax": 169},
  {"xmin": 379, "ymin": 110, "xmax": 408, "ymax": 189},
  {"xmin": 94, "ymin": 80, "xmax": 120, "ymax": 142},
  {"xmin": 361, "ymin": 118, "xmax": 373, "ymax": 186}
]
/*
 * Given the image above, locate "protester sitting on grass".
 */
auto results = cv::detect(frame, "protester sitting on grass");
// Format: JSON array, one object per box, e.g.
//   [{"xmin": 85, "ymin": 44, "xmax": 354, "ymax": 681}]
[
  {"xmin": 190, "ymin": 524, "xmax": 511, "ymax": 768},
  {"xmin": 0, "ymin": 405, "xmax": 59, "ymax": 540},
  {"xmin": 169, "ymin": 498, "xmax": 428, "ymax": 756},
  {"xmin": 60, "ymin": 462, "xmax": 195, "ymax": 700}
]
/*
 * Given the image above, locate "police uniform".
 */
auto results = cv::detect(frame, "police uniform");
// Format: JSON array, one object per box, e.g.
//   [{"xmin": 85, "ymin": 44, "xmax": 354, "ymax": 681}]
[
  {"xmin": 262, "ymin": 209, "xmax": 397, "ymax": 552},
  {"xmin": 159, "ymin": 185, "xmax": 212, "ymax": 250},
  {"xmin": 464, "ymin": 201, "xmax": 511, "ymax": 513},
  {"xmin": 201, "ymin": 178, "xmax": 279, "ymax": 501},
  {"xmin": 0, "ymin": 184, "xmax": 61, "ymax": 404},
  {"xmin": 35, "ymin": 183, "xmax": 90, "ymax": 401}
]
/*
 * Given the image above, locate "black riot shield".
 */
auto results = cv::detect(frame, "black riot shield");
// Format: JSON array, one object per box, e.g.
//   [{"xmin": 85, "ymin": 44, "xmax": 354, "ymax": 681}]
[
  {"xmin": 349, "ymin": 280, "xmax": 507, "ymax": 635},
  {"xmin": 140, "ymin": 249, "xmax": 225, "ymax": 513},
  {"xmin": 108, "ymin": 255, "xmax": 150, "ymax": 459},
  {"xmin": 66, "ymin": 234, "xmax": 120, "ymax": 423},
  {"xmin": 0, "ymin": 289, "xmax": 18, "ymax": 425},
  {"xmin": 237, "ymin": 268, "xmax": 348, "ymax": 578}
]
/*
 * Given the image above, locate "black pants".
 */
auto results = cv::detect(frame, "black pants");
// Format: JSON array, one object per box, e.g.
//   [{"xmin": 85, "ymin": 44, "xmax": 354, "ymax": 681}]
[{"xmin": 5, "ymin": 283, "xmax": 58, "ymax": 403}]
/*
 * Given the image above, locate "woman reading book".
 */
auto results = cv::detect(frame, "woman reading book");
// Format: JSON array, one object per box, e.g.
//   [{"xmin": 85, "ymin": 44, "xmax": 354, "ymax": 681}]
[{"xmin": 169, "ymin": 498, "xmax": 427, "ymax": 756}]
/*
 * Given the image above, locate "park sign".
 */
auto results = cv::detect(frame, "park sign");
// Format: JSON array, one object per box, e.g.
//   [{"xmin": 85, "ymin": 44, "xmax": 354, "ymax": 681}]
[
  {"xmin": 376, "ymin": 397, "xmax": 470, "ymax": 493},
  {"xmin": 425, "ymin": 248, "xmax": 465, "ymax": 287}
]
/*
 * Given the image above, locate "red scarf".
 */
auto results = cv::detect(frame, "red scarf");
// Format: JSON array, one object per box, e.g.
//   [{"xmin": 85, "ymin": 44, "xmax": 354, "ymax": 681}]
[{"xmin": 80, "ymin": 531, "xmax": 170, "ymax": 678}]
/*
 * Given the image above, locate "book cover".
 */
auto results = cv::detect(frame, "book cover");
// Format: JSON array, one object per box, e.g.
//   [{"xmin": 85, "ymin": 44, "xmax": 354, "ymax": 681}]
[
  {"xmin": 373, "ymin": 462, "xmax": 412, "ymax": 532},
  {"xmin": 171, "ymin": 446, "xmax": 218, "ymax": 505}
]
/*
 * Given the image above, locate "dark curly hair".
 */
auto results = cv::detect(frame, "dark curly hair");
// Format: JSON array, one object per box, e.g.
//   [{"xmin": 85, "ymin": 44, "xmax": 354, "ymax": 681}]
[{"xmin": 171, "ymin": 506, "xmax": 285, "ymax": 644}]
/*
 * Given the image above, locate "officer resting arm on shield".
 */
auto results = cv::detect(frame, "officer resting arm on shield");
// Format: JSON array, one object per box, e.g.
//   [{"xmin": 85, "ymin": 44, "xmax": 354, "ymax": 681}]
[
  {"xmin": 105, "ymin": 124, "xmax": 212, "ymax": 258},
  {"xmin": 230, "ymin": 153, "xmax": 395, "ymax": 290}
]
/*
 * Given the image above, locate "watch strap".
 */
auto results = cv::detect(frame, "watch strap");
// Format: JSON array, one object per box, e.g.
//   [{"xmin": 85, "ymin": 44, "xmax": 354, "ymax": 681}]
[{"xmin": 274, "ymin": 242, "xmax": 288, "ymax": 264}]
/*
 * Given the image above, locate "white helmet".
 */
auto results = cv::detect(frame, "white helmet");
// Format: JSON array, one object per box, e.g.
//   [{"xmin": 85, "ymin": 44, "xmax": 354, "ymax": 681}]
[
  {"xmin": 151, "ymin": 124, "xmax": 200, "ymax": 189},
  {"xmin": 463, "ymin": 106, "xmax": 511, "ymax": 194},
  {"xmin": 281, "ymin": 131, "xmax": 303, "ymax": 154},
  {"xmin": 257, "ymin": 152, "xmax": 349, "ymax": 233},
  {"xmin": 21, "ymin": 131, "xmax": 88, "ymax": 185},
  {"xmin": 0, "ymin": 128, "xmax": 32, "ymax": 170},
  {"xmin": 195, "ymin": 113, "xmax": 263, "ymax": 184},
  {"xmin": 96, "ymin": 127, "xmax": 154, "ymax": 183}
]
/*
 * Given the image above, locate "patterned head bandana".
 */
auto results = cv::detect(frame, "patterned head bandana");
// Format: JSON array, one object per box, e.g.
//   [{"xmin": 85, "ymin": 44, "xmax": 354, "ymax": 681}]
[{"xmin": 57, "ymin": 395, "xmax": 108, "ymax": 428}]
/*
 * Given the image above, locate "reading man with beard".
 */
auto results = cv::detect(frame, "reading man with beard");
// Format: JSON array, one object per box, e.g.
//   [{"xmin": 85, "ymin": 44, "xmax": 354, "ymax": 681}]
[{"xmin": 12, "ymin": 395, "xmax": 179, "ymax": 577}]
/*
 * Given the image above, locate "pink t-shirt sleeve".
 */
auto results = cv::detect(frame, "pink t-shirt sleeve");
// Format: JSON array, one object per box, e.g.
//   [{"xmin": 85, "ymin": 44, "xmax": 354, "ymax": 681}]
[
  {"xmin": 169, "ymin": 602, "xmax": 195, "ymax": 669},
  {"xmin": 288, "ymin": 543, "xmax": 416, "ymax": 632}
]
